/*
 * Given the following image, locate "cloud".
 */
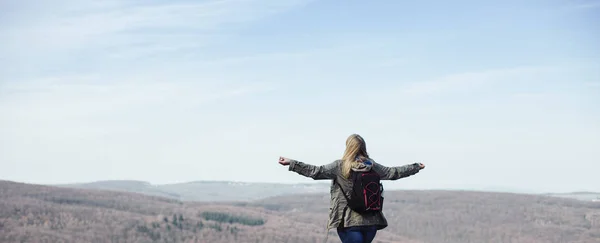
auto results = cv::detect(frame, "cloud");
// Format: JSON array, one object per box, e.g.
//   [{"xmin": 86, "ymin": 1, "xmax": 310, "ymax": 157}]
[
  {"xmin": 0, "ymin": 74, "xmax": 275, "ymax": 124},
  {"xmin": 388, "ymin": 62, "xmax": 600, "ymax": 101},
  {"xmin": 397, "ymin": 66, "xmax": 556, "ymax": 96},
  {"xmin": 570, "ymin": 0, "xmax": 600, "ymax": 10},
  {"xmin": 0, "ymin": 0, "xmax": 304, "ymax": 122},
  {"xmin": 1, "ymin": 0, "xmax": 315, "ymax": 59}
]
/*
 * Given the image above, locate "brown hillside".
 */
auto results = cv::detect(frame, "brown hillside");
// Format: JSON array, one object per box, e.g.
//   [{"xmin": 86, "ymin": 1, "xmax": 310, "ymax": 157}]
[
  {"xmin": 0, "ymin": 180, "xmax": 415, "ymax": 243},
  {"xmin": 246, "ymin": 190, "xmax": 600, "ymax": 243},
  {"xmin": 1, "ymin": 180, "xmax": 599, "ymax": 243}
]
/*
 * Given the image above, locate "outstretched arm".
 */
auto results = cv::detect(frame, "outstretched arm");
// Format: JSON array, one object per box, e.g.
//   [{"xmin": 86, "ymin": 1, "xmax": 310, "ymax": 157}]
[
  {"xmin": 372, "ymin": 161, "xmax": 424, "ymax": 180},
  {"xmin": 279, "ymin": 156, "xmax": 338, "ymax": 180}
]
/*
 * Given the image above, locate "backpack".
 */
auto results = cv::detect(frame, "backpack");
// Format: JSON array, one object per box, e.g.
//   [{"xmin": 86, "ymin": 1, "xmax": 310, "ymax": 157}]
[{"xmin": 336, "ymin": 169, "xmax": 384, "ymax": 214}]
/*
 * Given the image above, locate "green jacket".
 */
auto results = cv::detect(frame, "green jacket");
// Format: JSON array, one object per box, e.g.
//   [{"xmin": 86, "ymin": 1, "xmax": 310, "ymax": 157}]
[{"xmin": 288, "ymin": 159, "xmax": 422, "ymax": 230}]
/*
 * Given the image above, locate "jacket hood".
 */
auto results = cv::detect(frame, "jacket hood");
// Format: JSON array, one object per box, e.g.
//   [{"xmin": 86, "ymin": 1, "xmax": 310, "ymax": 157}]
[{"xmin": 351, "ymin": 157, "xmax": 373, "ymax": 172}]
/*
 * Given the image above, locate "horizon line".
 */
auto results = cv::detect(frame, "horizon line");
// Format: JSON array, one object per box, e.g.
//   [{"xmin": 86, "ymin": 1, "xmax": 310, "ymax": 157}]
[{"xmin": 3, "ymin": 178, "xmax": 598, "ymax": 195}]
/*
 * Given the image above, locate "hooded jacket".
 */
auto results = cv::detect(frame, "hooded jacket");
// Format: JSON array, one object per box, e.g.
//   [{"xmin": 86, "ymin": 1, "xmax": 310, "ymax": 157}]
[{"xmin": 288, "ymin": 158, "xmax": 422, "ymax": 230}]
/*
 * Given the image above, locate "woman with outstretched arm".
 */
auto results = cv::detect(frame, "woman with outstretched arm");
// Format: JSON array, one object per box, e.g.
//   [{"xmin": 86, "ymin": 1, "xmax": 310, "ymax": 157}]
[{"xmin": 278, "ymin": 134, "xmax": 425, "ymax": 243}]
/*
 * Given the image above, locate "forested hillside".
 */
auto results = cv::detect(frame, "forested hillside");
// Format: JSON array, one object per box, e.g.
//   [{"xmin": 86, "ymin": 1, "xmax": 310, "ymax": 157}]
[
  {"xmin": 249, "ymin": 190, "xmax": 600, "ymax": 243},
  {"xmin": 1, "ymin": 180, "xmax": 599, "ymax": 243},
  {"xmin": 0, "ymin": 180, "xmax": 414, "ymax": 243}
]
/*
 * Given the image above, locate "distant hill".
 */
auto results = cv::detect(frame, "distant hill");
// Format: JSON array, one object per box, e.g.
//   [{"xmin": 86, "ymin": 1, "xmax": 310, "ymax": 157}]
[
  {"xmin": 2, "ymin": 179, "xmax": 599, "ymax": 243},
  {"xmin": 57, "ymin": 180, "xmax": 600, "ymax": 203},
  {"xmin": 544, "ymin": 192, "xmax": 600, "ymax": 202},
  {"xmin": 57, "ymin": 180, "xmax": 183, "ymax": 199},
  {"xmin": 56, "ymin": 180, "xmax": 331, "ymax": 202}
]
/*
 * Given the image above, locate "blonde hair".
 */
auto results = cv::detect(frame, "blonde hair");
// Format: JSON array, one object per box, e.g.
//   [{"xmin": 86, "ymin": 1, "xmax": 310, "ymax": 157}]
[{"xmin": 341, "ymin": 134, "xmax": 370, "ymax": 178}]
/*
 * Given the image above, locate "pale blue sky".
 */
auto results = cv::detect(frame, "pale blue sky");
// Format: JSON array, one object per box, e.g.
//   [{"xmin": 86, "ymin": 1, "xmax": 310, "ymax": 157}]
[{"xmin": 1, "ymin": 0, "xmax": 599, "ymax": 193}]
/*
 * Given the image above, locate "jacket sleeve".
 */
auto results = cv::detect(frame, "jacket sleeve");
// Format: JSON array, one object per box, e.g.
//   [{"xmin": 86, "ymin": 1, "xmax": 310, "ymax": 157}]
[
  {"xmin": 372, "ymin": 161, "xmax": 422, "ymax": 180},
  {"xmin": 288, "ymin": 160, "xmax": 338, "ymax": 180}
]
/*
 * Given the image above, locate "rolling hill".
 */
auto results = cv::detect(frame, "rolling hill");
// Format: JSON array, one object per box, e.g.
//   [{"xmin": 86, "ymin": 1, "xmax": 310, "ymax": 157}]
[
  {"xmin": 1, "ymin": 180, "xmax": 413, "ymax": 243},
  {"xmin": 57, "ymin": 180, "xmax": 600, "ymax": 204},
  {"xmin": 1, "ymin": 180, "xmax": 599, "ymax": 243},
  {"xmin": 56, "ymin": 180, "xmax": 331, "ymax": 202},
  {"xmin": 545, "ymin": 192, "xmax": 600, "ymax": 202}
]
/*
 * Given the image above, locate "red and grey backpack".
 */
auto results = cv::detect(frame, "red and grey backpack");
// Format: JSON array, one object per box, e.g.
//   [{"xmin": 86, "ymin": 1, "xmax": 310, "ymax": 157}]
[{"xmin": 335, "ymin": 160, "xmax": 384, "ymax": 214}]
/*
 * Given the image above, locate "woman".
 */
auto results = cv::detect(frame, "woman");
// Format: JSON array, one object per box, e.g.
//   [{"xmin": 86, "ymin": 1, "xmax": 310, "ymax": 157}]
[{"xmin": 278, "ymin": 134, "xmax": 425, "ymax": 243}]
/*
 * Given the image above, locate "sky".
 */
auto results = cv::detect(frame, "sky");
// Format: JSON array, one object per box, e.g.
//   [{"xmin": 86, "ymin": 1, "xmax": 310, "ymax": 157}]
[{"xmin": 1, "ymin": 0, "xmax": 599, "ymax": 193}]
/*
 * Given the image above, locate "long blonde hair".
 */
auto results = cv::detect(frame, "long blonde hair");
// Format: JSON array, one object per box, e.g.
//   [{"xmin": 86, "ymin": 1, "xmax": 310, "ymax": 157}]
[{"xmin": 341, "ymin": 134, "xmax": 370, "ymax": 179}]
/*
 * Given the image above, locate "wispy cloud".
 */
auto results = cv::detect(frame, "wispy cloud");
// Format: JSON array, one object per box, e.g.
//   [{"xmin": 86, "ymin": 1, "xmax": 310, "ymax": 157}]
[
  {"xmin": 2, "ymin": 0, "xmax": 315, "ymax": 58},
  {"xmin": 569, "ymin": 0, "xmax": 600, "ymax": 10},
  {"xmin": 398, "ymin": 66, "xmax": 556, "ymax": 96},
  {"xmin": 0, "ymin": 74, "xmax": 275, "ymax": 123},
  {"xmin": 1, "ymin": 0, "xmax": 309, "ymax": 118}
]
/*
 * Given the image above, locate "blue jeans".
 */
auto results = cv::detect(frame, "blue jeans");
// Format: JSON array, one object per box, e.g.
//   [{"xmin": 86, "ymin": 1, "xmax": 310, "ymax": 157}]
[{"xmin": 337, "ymin": 226, "xmax": 378, "ymax": 243}]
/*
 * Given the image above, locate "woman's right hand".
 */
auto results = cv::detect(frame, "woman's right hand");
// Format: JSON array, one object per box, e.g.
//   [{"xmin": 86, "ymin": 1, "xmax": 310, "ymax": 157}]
[{"xmin": 278, "ymin": 156, "xmax": 292, "ymax": 166}]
